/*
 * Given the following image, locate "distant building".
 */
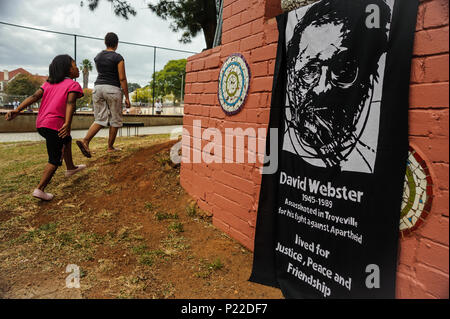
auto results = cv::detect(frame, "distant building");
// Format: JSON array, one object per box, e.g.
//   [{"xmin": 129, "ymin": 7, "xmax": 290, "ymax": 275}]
[{"xmin": 0, "ymin": 68, "xmax": 47, "ymax": 105}]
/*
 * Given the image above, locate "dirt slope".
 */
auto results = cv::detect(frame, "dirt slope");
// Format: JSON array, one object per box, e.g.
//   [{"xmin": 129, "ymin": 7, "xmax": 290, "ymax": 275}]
[{"xmin": 0, "ymin": 139, "xmax": 282, "ymax": 299}]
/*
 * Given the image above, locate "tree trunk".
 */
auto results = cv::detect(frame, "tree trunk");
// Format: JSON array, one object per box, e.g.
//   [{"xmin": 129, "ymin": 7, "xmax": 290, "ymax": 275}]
[
  {"xmin": 201, "ymin": 0, "xmax": 217, "ymax": 49},
  {"xmin": 202, "ymin": 21, "xmax": 217, "ymax": 49},
  {"xmin": 83, "ymin": 70, "xmax": 89, "ymax": 89}
]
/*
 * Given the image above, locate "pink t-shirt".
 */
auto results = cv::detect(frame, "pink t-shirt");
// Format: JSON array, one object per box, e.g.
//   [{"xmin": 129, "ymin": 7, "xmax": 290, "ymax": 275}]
[{"xmin": 36, "ymin": 79, "xmax": 84, "ymax": 131}]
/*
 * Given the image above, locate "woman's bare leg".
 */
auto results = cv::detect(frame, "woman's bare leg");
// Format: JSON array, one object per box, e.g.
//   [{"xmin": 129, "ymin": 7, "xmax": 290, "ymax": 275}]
[
  {"xmin": 81, "ymin": 123, "xmax": 103, "ymax": 151},
  {"xmin": 108, "ymin": 126, "xmax": 119, "ymax": 150}
]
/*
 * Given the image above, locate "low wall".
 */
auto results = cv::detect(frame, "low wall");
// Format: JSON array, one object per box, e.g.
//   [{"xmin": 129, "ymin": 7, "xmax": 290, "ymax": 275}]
[{"xmin": 0, "ymin": 112, "xmax": 183, "ymax": 133}]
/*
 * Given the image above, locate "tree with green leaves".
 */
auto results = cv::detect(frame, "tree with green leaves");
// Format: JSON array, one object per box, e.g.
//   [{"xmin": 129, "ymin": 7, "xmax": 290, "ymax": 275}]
[
  {"xmin": 81, "ymin": 0, "xmax": 136, "ymax": 19},
  {"xmin": 148, "ymin": 0, "xmax": 217, "ymax": 48},
  {"xmin": 76, "ymin": 88, "xmax": 93, "ymax": 109},
  {"xmin": 132, "ymin": 86, "xmax": 152, "ymax": 104},
  {"xmin": 80, "ymin": 59, "xmax": 93, "ymax": 89},
  {"xmin": 151, "ymin": 59, "xmax": 187, "ymax": 103},
  {"xmin": 128, "ymin": 82, "xmax": 141, "ymax": 93},
  {"xmin": 5, "ymin": 74, "xmax": 43, "ymax": 102},
  {"xmin": 83, "ymin": 0, "xmax": 217, "ymax": 49}
]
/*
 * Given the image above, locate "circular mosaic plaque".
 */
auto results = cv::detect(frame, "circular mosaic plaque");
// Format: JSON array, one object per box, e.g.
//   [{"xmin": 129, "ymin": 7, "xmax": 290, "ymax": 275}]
[
  {"xmin": 218, "ymin": 53, "xmax": 251, "ymax": 115},
  {"xmin": 400, "ymin": 146, "xmax": 433, "ymax": 236}
]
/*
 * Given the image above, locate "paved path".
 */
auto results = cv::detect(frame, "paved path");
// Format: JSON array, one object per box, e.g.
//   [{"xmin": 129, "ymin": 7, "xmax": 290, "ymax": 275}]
[{"xmin": 0, "ymin": 125, "xmax": 183, "ymax": 143}]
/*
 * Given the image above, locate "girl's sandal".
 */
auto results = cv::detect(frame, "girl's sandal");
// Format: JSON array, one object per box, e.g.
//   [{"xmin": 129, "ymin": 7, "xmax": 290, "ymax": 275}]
[
  {"xmin": 107, "ymin": 147, "xmax": 122, "ymax": 153},
  {"xmin": 32, "ymin": 189, "xmax": 54, "ymax": 201},
  {"xmin": 65, "ymin": 164, "xmax": 87, "ymax": 177}
]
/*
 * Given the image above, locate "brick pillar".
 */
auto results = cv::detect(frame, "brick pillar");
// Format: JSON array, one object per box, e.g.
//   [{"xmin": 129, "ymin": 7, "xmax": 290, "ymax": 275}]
[
  {"xmin": 396, "ymin": 0, "xmax": 449, "ymax": 299},
  {"xmin": 181, "ymin": 0, "xmax": 281, "ymax": 250}
]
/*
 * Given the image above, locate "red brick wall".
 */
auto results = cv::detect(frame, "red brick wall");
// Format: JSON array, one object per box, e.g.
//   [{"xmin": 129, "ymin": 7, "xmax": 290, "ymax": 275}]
[
  {"xmin": 181, "ymin": 0, "xmax": 280, "ymax": 250},
  {"xmin": 180, "ymin": 0, "xmax": 449, "ymax": 298},
  {"xmin": 396, "ymin": 0, "xmax": 449, "ymax": 299}
]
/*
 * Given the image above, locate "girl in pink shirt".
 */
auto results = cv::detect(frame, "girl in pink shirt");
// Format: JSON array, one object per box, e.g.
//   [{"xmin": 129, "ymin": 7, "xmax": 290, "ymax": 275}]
[{"xmin": 5, "ymin": 55, "xmax": 86, "ymax": 201}]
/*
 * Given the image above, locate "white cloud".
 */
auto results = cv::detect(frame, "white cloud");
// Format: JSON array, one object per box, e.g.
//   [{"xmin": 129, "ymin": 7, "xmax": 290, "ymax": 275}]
[{"xmin": 0, "ymin": 0, "xmax": 205, "ymax": 87}]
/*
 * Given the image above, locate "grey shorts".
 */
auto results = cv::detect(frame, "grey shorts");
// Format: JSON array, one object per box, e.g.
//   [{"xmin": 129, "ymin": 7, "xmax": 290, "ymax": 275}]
[{"xmin": 93, "ymin": 84, "xmax": 123, "ymax": 128}]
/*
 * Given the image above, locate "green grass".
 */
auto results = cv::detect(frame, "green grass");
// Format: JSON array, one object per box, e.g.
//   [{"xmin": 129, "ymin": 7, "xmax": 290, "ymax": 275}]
[
  {"xmin": 132, "ymin": 244, "xmax": 148, "ymax": 255},
  {"xmin": 195, "ymin": 258, "xmax": 224, "ymax": 279},
  {"xmin": 160, "ymin": 234, "xmax": 189, "ymax": 252},
  {"xmin": 14, "ymin": 222, "xmax": 58, "ymax": 244},
  {"xmin": 155, "ymin": 211, "xmax": 179, "ymax": 221},
  {"xmin": 138, "ymin": 254, "xmax": 154, "ymax": 266},
  {"xmin": 168, "ymin": 221, "xmax": 184, "ymax": 233},
  {"xmin": 207, "ymin": 258, "xmax": 224, "ymax": 271},
  {"xmin": 156, "ymin": 152, "xmax": 172, "ymax": 166},
  {"xmin": 132, "ymin": 244, "xmax": 166, "ymax": 267},
  {"xmin": 58, "ymin": 231, "xmax": 75, "ymax": 245},
  {"xmin": 185, "ymin": 205, "xmax": 197, "ymax": 217},
  {"xmin": 144, "ymin": 202, "xmax": 154, "ymax": 210}
]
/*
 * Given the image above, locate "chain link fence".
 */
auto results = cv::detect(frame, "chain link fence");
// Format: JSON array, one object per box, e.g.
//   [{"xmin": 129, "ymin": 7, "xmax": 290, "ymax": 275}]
[{"xmin": 0, "ymin": 21, "xmax": 196, "ymax": 115}]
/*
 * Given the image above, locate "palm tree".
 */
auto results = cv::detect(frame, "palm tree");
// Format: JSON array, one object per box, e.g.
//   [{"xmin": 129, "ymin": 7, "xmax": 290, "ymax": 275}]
[{"xmin": 80, "ymin": 59, "xmax": 93, "ymax": 89}]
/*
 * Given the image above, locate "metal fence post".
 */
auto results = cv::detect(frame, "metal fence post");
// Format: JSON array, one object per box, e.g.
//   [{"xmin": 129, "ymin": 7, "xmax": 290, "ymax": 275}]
[
  {"xmin": 181, "ymin": 74, "xmax": 184, "ymax": 104},
  {"xmin": 74, "ymin": 35, "xmax": 77, "ymax": 63},
  {"xmin": 152, "ymin": 47, "xmax": 156, "ymax": 115}
]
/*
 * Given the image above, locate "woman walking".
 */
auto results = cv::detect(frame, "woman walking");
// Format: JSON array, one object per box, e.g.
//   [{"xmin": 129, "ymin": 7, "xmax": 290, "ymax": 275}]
[{"xmin": 76, "ymin": 32, "xmax": 130, "ymax": 157}]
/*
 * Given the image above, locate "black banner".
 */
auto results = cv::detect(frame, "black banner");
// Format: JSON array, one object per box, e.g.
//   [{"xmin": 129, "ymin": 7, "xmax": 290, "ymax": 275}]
[{"xmin": 250, "ymin": 0, "xmax": 419, "ymax": 298}]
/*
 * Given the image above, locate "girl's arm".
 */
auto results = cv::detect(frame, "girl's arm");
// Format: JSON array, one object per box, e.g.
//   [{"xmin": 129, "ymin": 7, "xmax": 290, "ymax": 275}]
[
  {"xmin": 118, "ymin": 60, "xmax": 131, "ymax": 108},
  {"xmin": 58, "ymin": 92, "xmax": 78, "ymax": 138},
  {"xmin": 4, "ymin": 88, "xmax": 43, "ymax": 121}
]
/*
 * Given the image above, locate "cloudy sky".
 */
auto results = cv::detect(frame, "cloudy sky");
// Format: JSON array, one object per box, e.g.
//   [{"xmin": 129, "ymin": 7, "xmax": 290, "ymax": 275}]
[{"xmin": 0, "ymin": 0, "xmax": 205, "ymax": 88}]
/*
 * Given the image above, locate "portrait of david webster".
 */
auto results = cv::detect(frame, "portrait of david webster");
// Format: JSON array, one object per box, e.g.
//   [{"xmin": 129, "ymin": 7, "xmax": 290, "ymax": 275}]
[{"xmin": 283, "ymin": 0, "xmax": 394, "ymax": 174}]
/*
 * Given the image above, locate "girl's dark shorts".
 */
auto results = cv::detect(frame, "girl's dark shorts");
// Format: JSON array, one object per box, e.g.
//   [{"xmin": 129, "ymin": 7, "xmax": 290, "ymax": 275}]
[{"xmin": 37, "ymin": 127, "xmax": 72, "ymax": 166}]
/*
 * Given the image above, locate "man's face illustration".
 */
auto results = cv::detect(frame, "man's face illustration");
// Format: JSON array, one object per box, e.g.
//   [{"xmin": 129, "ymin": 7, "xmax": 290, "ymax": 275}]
[{"xmin": 287, "ymin": 20, "xmax": 369, "ymax": 166}]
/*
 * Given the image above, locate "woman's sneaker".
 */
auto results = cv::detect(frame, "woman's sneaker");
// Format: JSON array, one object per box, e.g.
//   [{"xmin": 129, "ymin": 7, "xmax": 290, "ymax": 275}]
[
  {"xmin": 65, "ymin": 164, "xmax": 87, "ymax": 177},
  {"xmin": 32, "ymin": 189, "xmax": 54, "ymax": 201}
]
